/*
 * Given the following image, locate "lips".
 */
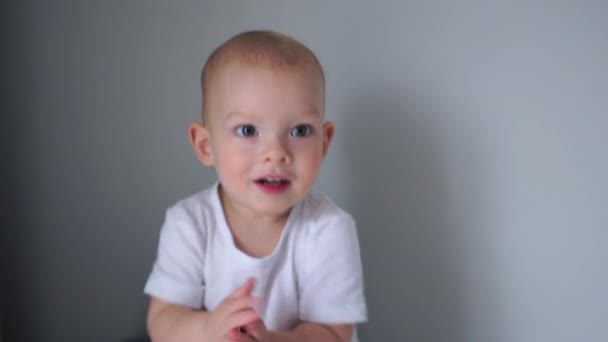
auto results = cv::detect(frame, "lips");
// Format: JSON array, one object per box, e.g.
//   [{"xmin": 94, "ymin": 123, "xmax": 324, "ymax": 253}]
[
  {"xmin": 255, "ymin": 176, "xmax": 290, "ymax": 185},
  {"xmin": 255, "ymin": 176, "xmax": 291, "ymax": 194}
]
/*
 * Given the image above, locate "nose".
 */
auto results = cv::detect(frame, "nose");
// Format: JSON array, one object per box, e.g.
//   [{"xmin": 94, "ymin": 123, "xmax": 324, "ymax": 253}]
[{"xmin": 261, "ymin": 135, "xmax": 291, "ymax": 164}]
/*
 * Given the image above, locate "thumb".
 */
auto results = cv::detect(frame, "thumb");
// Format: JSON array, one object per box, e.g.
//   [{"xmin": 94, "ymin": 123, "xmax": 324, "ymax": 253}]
[{"xmin": 231, "ymin": 277, "xmax": 256, "ymax": 298}]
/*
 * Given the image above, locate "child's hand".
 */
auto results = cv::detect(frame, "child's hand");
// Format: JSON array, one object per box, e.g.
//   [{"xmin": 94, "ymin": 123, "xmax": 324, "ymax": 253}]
[
  {"xmin": 204, "ymin": 278, "xmax": 260, "ymax": 342},
  {"xmin": 240, "ymin": 319, "xmax": 269, "ymax": 342}
]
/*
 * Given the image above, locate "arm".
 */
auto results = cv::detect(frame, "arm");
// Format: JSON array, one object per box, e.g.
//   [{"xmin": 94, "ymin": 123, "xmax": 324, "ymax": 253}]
[
  {"xmin": 243, "ymin": 318, "xmax": 353, "ymax": 342},
  {"xmin": 147, "ymin": 297, "xmax": 210, "ymax": 342},
  {"xmin": 269, "ymin": 322, "xmax": 353, "ymax": 342},
  {"xmin": 218, "ymin": 208, "xmax": 364, "ymax": 342},
  {"xmin": 279, "ymin": 208, "xmax": 365, "ymax": 342},
  {"xmin": 147, "ymin": 279, "xmax": 260, "ymax": 342}
]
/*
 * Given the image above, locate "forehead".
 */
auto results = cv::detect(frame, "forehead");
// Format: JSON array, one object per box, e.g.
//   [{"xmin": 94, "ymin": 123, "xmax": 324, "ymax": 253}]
[{"xmin": 207, "ymin": 62, "xmax": 324, "ymax": 118}]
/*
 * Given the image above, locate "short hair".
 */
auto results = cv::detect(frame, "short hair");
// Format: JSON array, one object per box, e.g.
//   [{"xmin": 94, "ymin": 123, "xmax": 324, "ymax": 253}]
[{"xmin": 200, "ymin": 30, "xmax": 325, "ymax": 120}]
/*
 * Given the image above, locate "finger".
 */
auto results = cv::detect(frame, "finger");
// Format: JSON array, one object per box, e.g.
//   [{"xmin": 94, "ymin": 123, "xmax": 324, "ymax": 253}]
[
  {"xmin": 218, "ymin": 296, "xmax": 260, "ymax": 317},
  {"xmin": 227, "ymin": 326, "xmax": 253, "ymax": 340},
  {"xmin": 227, "ymin": 327, "xmax": 249, "ymax": 342},
  {"xmin": 227, "ymin": 332, "xmax": 256, "ymax": 342},
  {"xmin": 225, "ymin": 308, "xmax": 260, "ymax": 330},
  {"xmin": 230, "ymin": 277, "xmax": 256, "ymax": 299},
  {"xmin": 242, "ymin": 320, "xmax": 263, "ymax": 340},
  {"xmin": 230, "ymin": 335, "xmax": 256, "ymax": 342}
]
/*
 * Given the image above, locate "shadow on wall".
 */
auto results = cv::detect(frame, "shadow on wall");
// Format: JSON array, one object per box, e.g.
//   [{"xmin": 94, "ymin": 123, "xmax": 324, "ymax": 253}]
[{"xmin": 343, "ymin": 86, "xmax": 470, "ymax": 342}]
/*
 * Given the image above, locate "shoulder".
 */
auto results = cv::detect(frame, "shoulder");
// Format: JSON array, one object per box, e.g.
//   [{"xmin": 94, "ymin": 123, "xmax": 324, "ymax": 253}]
[
  {"xmin": 167, "ymin": 187, "xmax": 215, "ymax": 221},
  {"xmin": 296, "ymin": 192, "xmax": 357, "ymax": 241},
  {"xmin": 293, "ymin": 193, "xmax": 368, "ymax": 324},
  {"xmin": 145, "ymin": 186, "xmax": 217, "ymax": 308},
  {"xmin": 161, "ymin": 185, "xmax": 219, "ymax": 239}
]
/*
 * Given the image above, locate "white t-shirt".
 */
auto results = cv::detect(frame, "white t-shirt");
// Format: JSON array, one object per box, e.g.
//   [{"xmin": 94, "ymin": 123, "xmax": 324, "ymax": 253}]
[{"xmin": 144, "ymin": 184, "xmax": 367, "ymax": 338}]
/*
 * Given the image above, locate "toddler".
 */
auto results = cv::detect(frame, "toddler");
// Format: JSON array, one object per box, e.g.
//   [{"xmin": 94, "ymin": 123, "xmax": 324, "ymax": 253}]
[{"xmin": 144, "ymin": 30, "xmax": 367, "ymax": 342}]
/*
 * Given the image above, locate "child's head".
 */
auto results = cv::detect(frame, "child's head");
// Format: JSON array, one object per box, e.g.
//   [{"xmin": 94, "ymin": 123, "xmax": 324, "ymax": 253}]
[{"xmin": 189, "ymin": 30, "xmax": 334, "ymax": 219}]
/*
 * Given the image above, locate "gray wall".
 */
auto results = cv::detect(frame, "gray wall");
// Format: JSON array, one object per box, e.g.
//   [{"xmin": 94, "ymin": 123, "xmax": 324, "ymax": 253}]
[{"xmin": 4, "ymin": 1, "xmax": 607, "ymax": 341}]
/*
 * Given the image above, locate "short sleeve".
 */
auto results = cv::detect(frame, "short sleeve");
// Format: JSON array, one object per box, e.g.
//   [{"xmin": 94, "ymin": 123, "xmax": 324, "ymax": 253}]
[
  {"xmin": 299, "ymin": 210, "xmax": 368, "ymax": 324},
  {"xmin": 144, "ymin": 206, "xmax": 206, "ymax": 308}
]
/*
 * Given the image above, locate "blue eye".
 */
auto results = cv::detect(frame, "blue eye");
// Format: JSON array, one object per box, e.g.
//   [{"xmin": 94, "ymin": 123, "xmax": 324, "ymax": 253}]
[
  {"xmin": 236, "ymin": 124, "xmax": 257, "ymax": 137},
  {"xmin": 290, "ymin": 124, "xmax": 313, "ymax": 137}
]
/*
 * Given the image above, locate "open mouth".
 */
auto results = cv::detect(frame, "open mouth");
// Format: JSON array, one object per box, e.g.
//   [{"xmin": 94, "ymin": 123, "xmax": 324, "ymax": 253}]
[
  {"xmin": 255, "ymin": 177, "xmax": 291, "ymax": 194},
  {"xmin": 255, "ymin": 177, "xmax": 290, "ymax": 186}
]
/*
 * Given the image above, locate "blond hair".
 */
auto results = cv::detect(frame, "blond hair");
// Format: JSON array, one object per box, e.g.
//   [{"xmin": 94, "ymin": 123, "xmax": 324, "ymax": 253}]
[{"xmin": 200, "ymin": 30, "xmax": 324, "ymax": 119}]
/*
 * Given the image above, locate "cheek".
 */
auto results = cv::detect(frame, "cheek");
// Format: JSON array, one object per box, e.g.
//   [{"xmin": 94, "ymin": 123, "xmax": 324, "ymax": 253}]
[
  {"xmin": 213, "ymin": 140, "xmax": 254, "ymax": 172},
  {"xmin": 292, "ymin": 141, "xmax": 324, "ymax": 172},
  {"xmin": 292, "ymin": 137, "xmax": 324, "ymax": 157}
]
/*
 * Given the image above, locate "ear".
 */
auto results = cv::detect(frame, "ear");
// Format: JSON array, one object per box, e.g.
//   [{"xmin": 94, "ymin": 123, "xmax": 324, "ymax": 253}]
[
  {"xmin": 189, "ymin": 122, "xmax": 214, "ymax": 166},
  {"xmin": 321, "ymin": 121, "xmax": 335, "ymax": 159}
]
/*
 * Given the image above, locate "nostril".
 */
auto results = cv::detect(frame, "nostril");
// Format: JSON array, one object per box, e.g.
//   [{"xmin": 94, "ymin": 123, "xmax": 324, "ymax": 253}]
[{"xmin": 262, "ymin": 149, "xmax": 291, "ymax": 163}]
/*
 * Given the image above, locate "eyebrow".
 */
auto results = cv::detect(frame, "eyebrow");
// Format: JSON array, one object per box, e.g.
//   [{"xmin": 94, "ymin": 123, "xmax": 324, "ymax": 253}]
[
  {"xmin": 225, "ymin": 109, "xmax": 322, "ymax": 121},
  {"xmin": 225, "ymin": 111, "xmax": 255, "ymax": 122}
]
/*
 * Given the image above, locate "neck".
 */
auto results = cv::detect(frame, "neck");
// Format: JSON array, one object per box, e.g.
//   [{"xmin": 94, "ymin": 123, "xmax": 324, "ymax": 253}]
[
  {"xmin": 219, "ymin": 185, "xmax": 290, "ymax": 232},
  {"xmin": 218, "ymin": 186, "xmax": 291, "ymax": 258}
]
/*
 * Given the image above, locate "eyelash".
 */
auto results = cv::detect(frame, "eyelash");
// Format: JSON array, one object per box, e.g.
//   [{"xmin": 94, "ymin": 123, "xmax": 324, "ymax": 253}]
[
  {"xmin": 235, "ymin": 124, "xmax": 257, "ymax": 137},
  {"xmin": 290, "ymin": 124, "xmax": 314, "ymax": 137},
  {"xmin": 234, "ymin": 124, "xmax": 314, "ymax": 137}
]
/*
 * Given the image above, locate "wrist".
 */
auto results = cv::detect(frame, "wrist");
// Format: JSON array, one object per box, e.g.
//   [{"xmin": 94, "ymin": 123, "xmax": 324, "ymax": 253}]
[
  {"xmin": 266, "ymin": 330, "xmax": 300, "ymax": 342},
  {"xmin": 193, "ymin": 309, "xmax": 211, "ymax": 338},
  {"xmin": 266, "ymin": 330, "xmax": 280, "ymax": 342}
]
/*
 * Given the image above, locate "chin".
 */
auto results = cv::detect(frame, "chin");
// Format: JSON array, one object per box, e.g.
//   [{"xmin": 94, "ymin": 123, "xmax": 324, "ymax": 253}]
[
  {"xmin": 251, "ymin": 200, "xmax": 297, "ymax": 217},
  {"xmin": 256, "ymin": 204, "xmax": 293, "ymax": 216}
]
